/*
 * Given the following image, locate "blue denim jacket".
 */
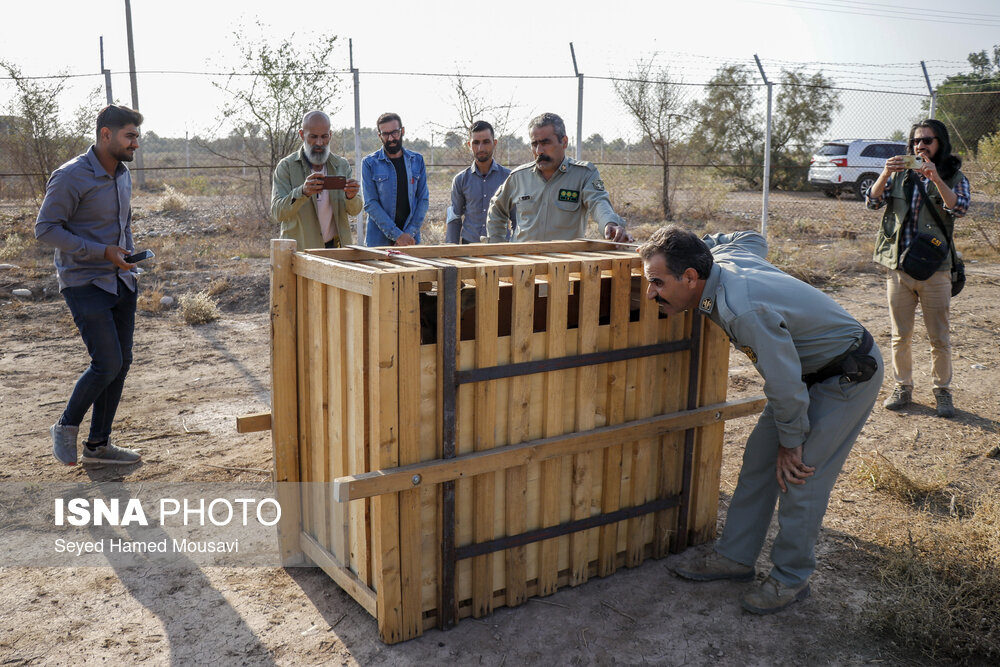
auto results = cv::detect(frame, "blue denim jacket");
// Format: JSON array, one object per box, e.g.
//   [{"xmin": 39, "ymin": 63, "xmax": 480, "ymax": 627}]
[{"xmin": 362, "ymin": 147, "xmax": 429, "ymax": 246}]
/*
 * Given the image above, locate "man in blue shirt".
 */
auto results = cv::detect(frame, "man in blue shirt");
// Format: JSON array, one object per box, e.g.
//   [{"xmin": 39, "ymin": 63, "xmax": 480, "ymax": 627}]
[
  {"xmin": 35, "ymin": 105, "xmax": 145, "ymax": 467},
  {"xmin": 447, "ymin": 120, "xmax": 511, "ymax": 243},
  {"xmin": 640, "ymin": 226, "xmax": 882, "ymax": 614},
  {"xmin": 362, "ymin": 112, "xmax": 429, "ymax": 247}
]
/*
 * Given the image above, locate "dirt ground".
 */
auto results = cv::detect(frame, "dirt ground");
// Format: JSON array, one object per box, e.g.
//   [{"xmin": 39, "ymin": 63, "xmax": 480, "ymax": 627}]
[{"xmin": 2, "ymin": 197, "xmax": 999, "ymax": 665}]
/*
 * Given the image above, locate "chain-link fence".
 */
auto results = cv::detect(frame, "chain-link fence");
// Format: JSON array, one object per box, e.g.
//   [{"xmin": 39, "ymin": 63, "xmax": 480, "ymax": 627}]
[{"xmin": 2, "ymin": 60, "xmax": 998, "ymax": 249}]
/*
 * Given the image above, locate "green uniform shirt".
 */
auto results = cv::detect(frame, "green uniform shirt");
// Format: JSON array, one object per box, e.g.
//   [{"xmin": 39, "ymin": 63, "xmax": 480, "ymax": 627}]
[
  {"xmin": 699, "ymin": 231, "xmax": 866, "ymax": 449},
  {"xmin": 486, "ymin": 156, "xmax": 624, "ymax": 243}
]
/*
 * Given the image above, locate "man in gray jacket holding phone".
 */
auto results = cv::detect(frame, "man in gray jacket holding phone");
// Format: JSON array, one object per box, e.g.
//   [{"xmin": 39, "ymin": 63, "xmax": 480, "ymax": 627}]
[{"xmin": 35, "ymin": 104, "xmax": 146, "ymax": 467}]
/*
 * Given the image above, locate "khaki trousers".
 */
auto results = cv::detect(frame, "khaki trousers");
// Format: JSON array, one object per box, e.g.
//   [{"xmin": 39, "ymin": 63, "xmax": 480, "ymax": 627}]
[{"xmin": 886, "ymin": 269, "xmax": 952, "ymax": 389}]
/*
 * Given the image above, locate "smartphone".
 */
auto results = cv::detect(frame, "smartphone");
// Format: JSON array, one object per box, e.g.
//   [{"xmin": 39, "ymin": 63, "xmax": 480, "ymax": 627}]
[
  {"xmin": 124, "ymin": 249, "xmax": 155, "ymax": 263},
  {"xmin": 901, "ymin": 155, "xmax": 924, "ymax": 170},
  {"xmin": 322, "ymin": 176, "xmax": 347, "ymax": 190}
]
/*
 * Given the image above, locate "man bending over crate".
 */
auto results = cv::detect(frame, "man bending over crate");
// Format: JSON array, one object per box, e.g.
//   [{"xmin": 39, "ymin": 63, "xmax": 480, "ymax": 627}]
[{"xmin": 639, "ymin": 226, "xmax": 882, "ymax": 614}]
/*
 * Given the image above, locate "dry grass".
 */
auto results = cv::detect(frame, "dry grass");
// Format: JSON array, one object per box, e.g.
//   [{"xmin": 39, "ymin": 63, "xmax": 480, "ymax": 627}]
[
  {"xmin": 178, "ymin": 291, "xmax": 220, "ymax": 324},
  {"xmin": 206, "ymin": 277, "xmax": 230, "ymax": 296},
  {"xmin": 862, "ymin": 490, "xmax": 1000, "ymax": 663},
  {"xmin": 0, "ymin": 232, "xmax": 29, "ymax": 261},
  {"xmin": 136, "ymin": 280, "xmax": 167, "ymax": 313},
  {"xmin": 152, "ymin": 185, "xmax": 190, "ymax": 212},
  {"xmin": 855, "ymin": 451, "xmax": 954, "ymax": 511}
]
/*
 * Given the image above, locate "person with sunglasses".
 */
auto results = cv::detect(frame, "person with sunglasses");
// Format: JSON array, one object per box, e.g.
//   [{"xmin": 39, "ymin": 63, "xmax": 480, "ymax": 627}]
[{"xmin": 866, "ymin": 119, "xmax": 970, "ymax": 418}]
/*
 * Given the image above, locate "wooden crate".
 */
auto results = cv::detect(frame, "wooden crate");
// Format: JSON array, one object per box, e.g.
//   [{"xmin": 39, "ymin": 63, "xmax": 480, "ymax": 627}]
[{"xmin": 266, "ymin": 238, "xmax": 764, "ymax": 643}]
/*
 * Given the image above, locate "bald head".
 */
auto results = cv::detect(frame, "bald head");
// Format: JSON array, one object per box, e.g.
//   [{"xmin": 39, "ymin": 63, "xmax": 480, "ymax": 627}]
[{"xmin": 300, "ymin": 111, "xmax": 332, "ymax": 166}]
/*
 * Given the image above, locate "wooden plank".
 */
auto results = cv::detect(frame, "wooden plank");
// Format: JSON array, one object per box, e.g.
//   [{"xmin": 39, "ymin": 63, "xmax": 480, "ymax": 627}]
[
  {"xmin": 626, "ymin": 276, "xmax": 659, "ymax": 567},
  {"xmin": 236, "ymin": 411, "xmax": 271, "ymax": 433},
  {"xmin": 307, "ymin": 280, "xmax": 329, "ymax": 550},
  {"xmin": 292, "ymin": 252, "xmax": 376, "ymax": 296},
  {"xmin": 540, "ymin": 262, "xmax": 568, "ymax": 596},
  {"xmin": 306, "ymin": 240, "xmax": 631, "ymax": 262},
  {"xmin": 598, "ymin": 259, "xmax": 631, "ymax": 577},
  {"xmin": 332, "ymin": 402, "xmax": 766, "ymax": 504},
  {"xmin": 504, "ymin": 262, "xmax": 534, "ymax": 607},
  {"xmin": 688, "ymin": 319, "xmax": 731, "ymax": 545},
  {"xmin": 369, "ymin": 272, "xmax": 404, "ymax": 644},
  {"xmin": 655, "ymin": 313, "xmax": 688, "ymax": 557},
  {"xmin": 301, "ymin": 533, "xmax": 377, "ymax": 618},
  {"xmin": 296, "ymin": 275, "xmax": 313, "ymax": 546},
  {"xmin": 396, "ymin": 272, "xmax": 424, "ymax": 639},
  {"xmin": 570, "ymin": 260, "xmax": 600, "ymax": 585},
  {"xmin": 472, "ymin": 265, "xmax": 499, "ymax": 617},
  {"xmin": 345, "ymin": 291, "xmax": 370, "ymax": 584},
  {"xmin": 269, "ymin": 239, "xmax": 304, "ymax": 565},
  {"xmin": 327, "ymin": 286, "xmax": 348, "ymax": 565}
]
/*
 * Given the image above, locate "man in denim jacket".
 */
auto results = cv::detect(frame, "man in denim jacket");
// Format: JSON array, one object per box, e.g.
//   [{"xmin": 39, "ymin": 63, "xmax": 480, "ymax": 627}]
[{"xmin": 362, "ymin": 112, "xmax": 429, "ymax": 246}]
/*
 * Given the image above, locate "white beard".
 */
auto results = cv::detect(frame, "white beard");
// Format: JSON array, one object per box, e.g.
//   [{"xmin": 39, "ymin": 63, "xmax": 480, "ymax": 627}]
[{"xmin": 304, "ymin": 142, "xmax": 330, "ymax": 166}]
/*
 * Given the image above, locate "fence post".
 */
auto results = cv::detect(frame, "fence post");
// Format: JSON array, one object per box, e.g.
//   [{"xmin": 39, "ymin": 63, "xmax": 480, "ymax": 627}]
[
  {"xmin": 570, "ymin": 43, "xmax": 583, "ymax": 161},
  {"xmin": 921, "ymin": 61, "xmax": 936, "ymax": 118},
  {"xmin": 754, "ymin": 54, "xmax": 772, "ymax": 240},
  {"xmin": 99, "ymin": 37, "xmax": 113, "ymax": 104},
  {"xmin": 351, "ymin": 39, "xmax": 363, "ymax": 244}
]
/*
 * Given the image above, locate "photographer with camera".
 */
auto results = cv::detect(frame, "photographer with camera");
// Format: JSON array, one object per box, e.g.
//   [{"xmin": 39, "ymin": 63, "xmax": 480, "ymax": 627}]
[
  {"xmin": 271, "ymin": 110, "xmax": 362, "ymax": 250},
  {"xmin": 866, "ymin": 119, "xmax": 970, "ymax": 418}
]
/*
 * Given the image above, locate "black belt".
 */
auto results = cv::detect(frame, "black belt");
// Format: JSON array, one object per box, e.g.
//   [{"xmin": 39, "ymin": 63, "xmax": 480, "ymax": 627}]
[{"xmin": 802, "ymin": 329, "xmax": 875, "ymax": 387}]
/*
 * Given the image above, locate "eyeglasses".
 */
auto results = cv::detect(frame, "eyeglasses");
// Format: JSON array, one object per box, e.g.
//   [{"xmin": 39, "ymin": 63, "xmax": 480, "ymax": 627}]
[
  {"xmin": 913, "ymin": 137, "xmax": 936, "ymax": 145},
  {"xmin": 379, "ymin": 128, "xmax": 402, "ymax": 139}
]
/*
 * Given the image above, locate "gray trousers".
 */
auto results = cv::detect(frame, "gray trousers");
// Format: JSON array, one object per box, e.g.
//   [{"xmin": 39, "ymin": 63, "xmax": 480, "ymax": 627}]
[{"xmin": 715, "ymin": 343, "xmax": 883, "ymax": 586}]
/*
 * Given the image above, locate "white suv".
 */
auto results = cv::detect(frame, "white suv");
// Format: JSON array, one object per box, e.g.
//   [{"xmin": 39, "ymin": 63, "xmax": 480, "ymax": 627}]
[{"xmin": 808, "ymin": 139, "xmax": 906, "ymax": 200}]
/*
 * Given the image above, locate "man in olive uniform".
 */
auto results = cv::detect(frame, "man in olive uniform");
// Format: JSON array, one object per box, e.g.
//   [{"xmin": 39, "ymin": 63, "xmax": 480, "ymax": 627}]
[
  {"xmin": 486, "ymin": 112, "xmax": 629, "ymax": 243},
  {"xmin": 639, "ymin": 226, "xmax": 882, "ymax": 614},
  {"xmin": 271, "ymin": 110, "xmax": 362, "ymax": 249}
]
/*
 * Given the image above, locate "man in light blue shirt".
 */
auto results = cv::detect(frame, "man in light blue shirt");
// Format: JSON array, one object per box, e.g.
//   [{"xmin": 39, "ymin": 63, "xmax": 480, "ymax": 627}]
[
  {"xmin": 35, "ymin": 105, "xmax": 146, "ymax": 467},
  {"xmin": 640, "ymin": 226, "xmax": 882, "ymax": 614},
  {"xmin": 447, "ymin": 120, "xmax": 511, "ymax": 243},
  {"xmin": 362, "ymin": 112, "xmax": 429, "ymax": 247}
]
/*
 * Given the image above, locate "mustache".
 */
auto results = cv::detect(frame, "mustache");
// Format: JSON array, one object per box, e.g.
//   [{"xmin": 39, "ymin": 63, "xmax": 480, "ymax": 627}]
[
  {"xmin": 654, "ymin": 296, "xmax": 668, "ymax": 305},
  {"xmin": 535, "ymin": 155, "xmax": 552, "ymax": 163}
]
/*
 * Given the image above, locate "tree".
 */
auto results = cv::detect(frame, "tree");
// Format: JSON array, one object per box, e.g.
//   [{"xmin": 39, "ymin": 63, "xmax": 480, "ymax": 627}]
[
  {"xmin": 205, "ymin": 23, "xmax": 341, "ymax": 210},
  {"xmin": 0, "ymin": 60, "xmax": 92, "ymax": 196},
  {"xmin": 689, "ymin": 65, "xmax": 841, "ymax": 189},
  {"xmin": 615, "ymin": 58, "xmax": 689, "ymax": 220},
  {"xmin": 934, "ymin": 44, "xmax": 1000, "ymax": 155},
  {"xmin": 445, "ymin": 74, "xmax": 519, "ymax": 142}
]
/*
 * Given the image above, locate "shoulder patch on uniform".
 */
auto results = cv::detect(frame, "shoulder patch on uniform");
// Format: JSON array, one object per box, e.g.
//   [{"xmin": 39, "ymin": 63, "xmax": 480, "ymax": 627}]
[
  {"xmin": 592, "ymin": 179, "xmax": 605, "ymax": 191},
  {"xmin": 739, "ymin": 345, "xmax": 758, "ymax": 363},
  {"xmin": 700, "ymin": 297, "xmax": 714, "ymax": 311},
  {"xmin": 558, "ymin": 189, "xmax": 580, "ymax": 203}
]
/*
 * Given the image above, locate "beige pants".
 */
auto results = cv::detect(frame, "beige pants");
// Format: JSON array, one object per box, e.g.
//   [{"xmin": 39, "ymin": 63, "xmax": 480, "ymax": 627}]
[{"xmin": 886, "ymin": 269, "xmax": 952, "ymax": 389}]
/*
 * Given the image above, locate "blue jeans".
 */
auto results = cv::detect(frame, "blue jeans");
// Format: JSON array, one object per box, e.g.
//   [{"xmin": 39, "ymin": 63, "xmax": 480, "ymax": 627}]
[{"xmin": 59, "ymin": 279, "xmax": 137, "ymax": 443}]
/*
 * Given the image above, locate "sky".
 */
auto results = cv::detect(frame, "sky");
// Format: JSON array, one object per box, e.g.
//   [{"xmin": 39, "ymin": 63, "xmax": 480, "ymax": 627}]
[{"xmin": 1, "ymin": 0, "xmax": 999, "ymax": 146}]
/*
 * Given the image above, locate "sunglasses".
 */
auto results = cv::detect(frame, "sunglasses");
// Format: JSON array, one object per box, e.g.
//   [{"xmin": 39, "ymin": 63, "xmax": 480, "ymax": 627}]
[{"xmin": 913, "ymin": 137, "xmax": 936, "ymax": 145}]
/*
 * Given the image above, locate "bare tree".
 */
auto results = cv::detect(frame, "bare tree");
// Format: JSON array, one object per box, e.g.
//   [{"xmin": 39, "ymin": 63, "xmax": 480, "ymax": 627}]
[
  {"xmin": 614, "ymin": 58, "xmax": 689, "ymax": 221},
  {"xmin": 0, "ymin": 60, "xmax": 93, "ymax": 197},
  {"xmin": 202, "ymin": 22, "xmax": 341, "ymax": 211}
]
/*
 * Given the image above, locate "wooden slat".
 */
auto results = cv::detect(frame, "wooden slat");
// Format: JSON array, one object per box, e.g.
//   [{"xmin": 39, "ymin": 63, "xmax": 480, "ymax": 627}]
[
  {"xmin": 655, "ymin": 313, "xmax": 688, "ymax": 557},
  {"xmin": 396, "ymin": 273, "xmax": 424, "ymax": 639},
  {"xmin": 540, "ymin": 262, "xmax": 568, "ymax": 596},
  {"xmin": 327, "ymin": 286, "xmax": 348, "ymax": 565},
  {"xmin": 504, "ymin": 262, "xmax": 534, "ymax": 607},
  {"xmin": 626, "ymin": 278, "xmax": 659, "ymax": 567},
  {"xmin": 598, "ymin": 260, "xmax": 631, "ymax": 576},
  {"xmin": 307, "ymin": 280, "xmax": 329, "ymax": 550},
  {"xmin": 570, "ymin": 260, "xmax": 600, "ymax": 585},
  {"xmin": 296, "ymin": 275, "xmax": 313, "ymax": 545},
  {"xmin": 301, "ymin": 533, "xmax": 377, "ymax": 617},
  {"xmin": 306, "ymin": 240, "xmax": 632, "ymax": 262},
  {"xmin": 689, "ymin": 319, "xmax": 732, "ymax": 545},
  {"xmin": 236, "ymin": 411, "xmax": 271, "ymax": 433},
  {"xmin": 332, "ymin": 399, "xmax": 765, "ymax": 502},
  {"xmin": 269, "ymin": 239, "xmax": 303, "ymax": 565},
  {"xmin": 369, "ymin": 272, "xmax": 404, "ymax": 644},
  {"xmin": 472, "ymin": 265, "xmax": 499, "ymax": 617},
  {"xmin": 293, "ymin": 252, "xmax": 376, "ymax": 296},
  {"xmin": 345, "ymin": 291, "xmax": 369, "ymax": 584}
]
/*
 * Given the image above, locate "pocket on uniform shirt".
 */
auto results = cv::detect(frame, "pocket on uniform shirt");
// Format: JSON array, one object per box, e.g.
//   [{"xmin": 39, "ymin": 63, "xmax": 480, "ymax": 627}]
[{"xmin": 555, "ymin": 198, "xmax": 581, "ymax": 213}]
